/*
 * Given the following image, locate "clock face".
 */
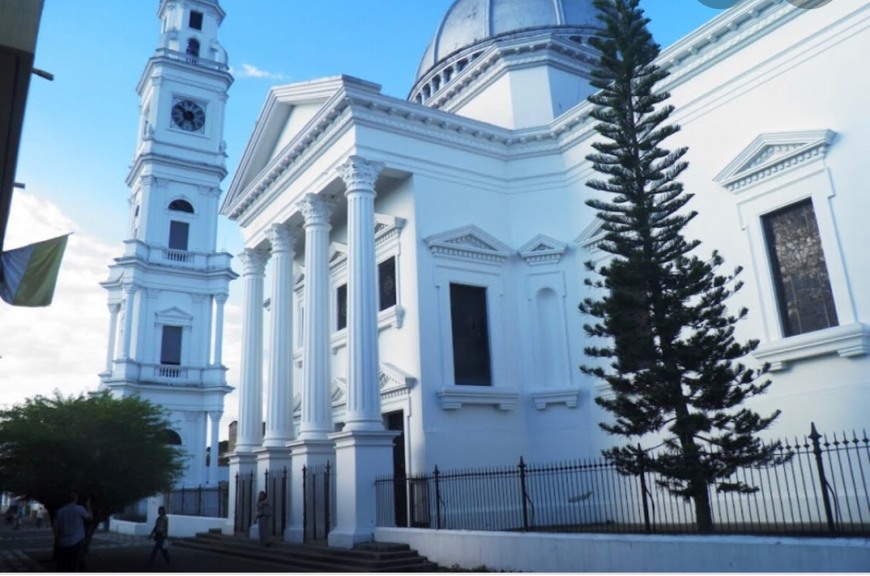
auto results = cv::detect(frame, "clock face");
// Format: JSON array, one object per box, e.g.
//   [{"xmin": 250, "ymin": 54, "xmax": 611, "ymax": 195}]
[{"xmin": 171, "ymin": 99, "xmax": 206, "ymax": 132}]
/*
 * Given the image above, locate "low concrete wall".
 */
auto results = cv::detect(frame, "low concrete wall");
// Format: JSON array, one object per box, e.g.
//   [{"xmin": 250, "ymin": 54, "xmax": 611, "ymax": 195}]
[
  {"xmin": 375, "ymin": 527, "xmax": 870, "ymax": 572},
  {"xmin": 110, "ymin": 515, "xmax": 225, "ymax": 539}
]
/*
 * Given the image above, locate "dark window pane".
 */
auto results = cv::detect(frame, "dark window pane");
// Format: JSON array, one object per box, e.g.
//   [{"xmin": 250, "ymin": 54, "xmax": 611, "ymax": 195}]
[
  {"xmin": 189, "ymin": 11, "xmax": 203, "ymax": 30},
  {"xmin": 379, "ymin": 257, "xmax": 397, "ymax": 311},
  {"xmin": 169, "ymin": 220, "xmax": 189, "ymax": 250},
  {"xmin": 161, "ymin": 326, "xmax": 183, "ymax": 366},
  {"xmin": 763, "ymin": 199, "xmax": 838, "ymax": 337},
  {"xmin": 168, "ymin": 199, "xmax": 194, "ymax": 213},
  {"xmin": 337, "ymin": 284, "xmax": 348, "ymax": 330},
  {"xmin": 450, "ymin": 283, "xmax": 492, "ymax": 386},
  {"xmin": 186, "ymin": 38, "xmax": 200, "ymax": 57}
]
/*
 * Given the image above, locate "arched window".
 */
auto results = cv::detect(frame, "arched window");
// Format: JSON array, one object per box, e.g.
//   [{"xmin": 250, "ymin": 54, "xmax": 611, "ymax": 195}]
[
  {"xmin": 168, "ymin": 199, "xmax": 194, "ymax": 213},
  {"xmin": 164, "ymin": 429, "xmax": 182, "ymax": 445},
  {"xmin": 186, "ymin": 38, "xmax": 200, "ymax": 57}
]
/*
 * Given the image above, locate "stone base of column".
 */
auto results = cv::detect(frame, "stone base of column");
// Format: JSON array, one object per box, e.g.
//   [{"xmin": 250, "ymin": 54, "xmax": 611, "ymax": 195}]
[
  {"xmin": 225, "ymin": 452, "xmax": 257, "ymax": 536},
  {"xmin": 327, "ymin": 429, "xmax": 398, "ymax": 549},
  {"xmin": 285, "ymin": 438, "xmax": 335, "ymax": 543}
]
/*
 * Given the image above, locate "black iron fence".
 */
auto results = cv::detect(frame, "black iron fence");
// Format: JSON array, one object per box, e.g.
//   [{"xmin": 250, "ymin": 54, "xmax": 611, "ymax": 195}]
[
  {"xmin": 233, "ymin": 468, "xmax": 291, "ymax": 537},
  {"xmin": 167, "ymin": 483, "xmax": 229, "ymax": 518},
  {"xmin": 375, "ymin": 424, "xmax": 869, "ymax": 537},
  {"xmin": 302, "ymin": 461, "xmax": 335, "ymax": 542}
]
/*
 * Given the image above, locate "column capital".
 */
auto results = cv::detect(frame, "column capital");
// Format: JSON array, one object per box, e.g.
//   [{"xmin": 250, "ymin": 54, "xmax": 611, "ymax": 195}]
[
  {"xmin": 214, "ymin": 293, "xmax": 229, "ymax": 305},
  {"xmin": 296, "ymin": 193, "xmax": 336, "ymax": 226},
  {"xmin": 267, "ymin": 223, "xmax": 298, "ymax": 254},
  {"xmin": 208, "ymin": 410, "xmax": 223, "ymax": 420},
  {"xmin": 122, "ymin": 283, "xmax": 137, "ymax": 296},
  {"xmin": 336, "ymin": 156, "xmax": 384, "ymax": 193},
  {"xmin": 238, "ymin": 247, "xmax": 268, "ymax": 276},
  {"xmin": 108, "ymin": 302, "xmax": 121, "ymax": 314}
]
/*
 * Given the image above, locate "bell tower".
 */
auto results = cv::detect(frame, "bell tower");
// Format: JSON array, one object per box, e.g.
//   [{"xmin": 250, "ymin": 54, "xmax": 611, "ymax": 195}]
[{"xmin": 99, "ymin": 0, "xmax": 236, "ymax": 488}]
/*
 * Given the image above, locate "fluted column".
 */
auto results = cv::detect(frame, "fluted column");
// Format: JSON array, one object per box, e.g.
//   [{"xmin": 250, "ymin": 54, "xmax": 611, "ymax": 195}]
[
  {"xmin": 121, "ymin": 284, "xmax": 137, "ymax": 359},
  {"xmin": 105, "ymin": 303, "xmax": 121, "ymax": 373},
  {"xmin": 208, "ymin": 410, "xmax": 222, "ymax": 484},
  {"xmin": 263, "ymin": 223, "xmax": 297, "ymax": 447},
  {"xmin": 338, "ymin": 156, "xmax": 385, "ymax": 431},
  {"xmin": 236, "ymin": 248, "xmax": 268, "ymax": 453},
  {"xmin": 296, "ymin": 193, "xmax": 336, "ymax": 440},
  {"xmin": 213, "ymin": 294, "xmax": 227, "ymax": 366}
]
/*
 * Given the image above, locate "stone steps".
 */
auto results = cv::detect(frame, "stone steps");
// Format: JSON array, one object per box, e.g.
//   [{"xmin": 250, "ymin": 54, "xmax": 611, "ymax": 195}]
[{"xmin": 173, "ymin": 532, "xmax": 440, "ymax": 572}]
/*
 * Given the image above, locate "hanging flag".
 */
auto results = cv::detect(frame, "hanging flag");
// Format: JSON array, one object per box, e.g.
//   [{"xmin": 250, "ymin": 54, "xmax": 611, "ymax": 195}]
[{"xmin": 0, "ymin": 234, "xmax": 70, "ymax": 307}]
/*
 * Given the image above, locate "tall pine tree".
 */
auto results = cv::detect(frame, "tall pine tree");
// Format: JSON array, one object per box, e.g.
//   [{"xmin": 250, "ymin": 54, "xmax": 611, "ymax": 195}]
[{"xmin": 579, "ymin": 0, "xmax": 788, "ymax": 533}]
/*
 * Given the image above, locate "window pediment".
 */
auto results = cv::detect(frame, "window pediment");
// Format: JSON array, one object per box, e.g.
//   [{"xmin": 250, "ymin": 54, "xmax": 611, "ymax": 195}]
[
  {"xmin": 715, "ymin": 130, "xmax": 835, "ymax": 193},
  {"xmin": 155, "ymin": 306, "xmax": 193, "ymax": 326},
  {"xmin": 518, "ymin": 234, "xmax": 567, "ymax": 266},
  {"xmin": 425, "ymin": 224, "xmax": 513, "ymax": 264}
]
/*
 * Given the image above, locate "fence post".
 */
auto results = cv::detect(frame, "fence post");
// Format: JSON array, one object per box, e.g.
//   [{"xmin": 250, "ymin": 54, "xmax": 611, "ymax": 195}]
[
  {"xmin": 325, "ymin": 461, "xmax": 331, "ymax": 537},
  {"xmin": 809, "ymin": 422, "xmax": 836, "ymax": 533},
  {"xmin": 434, "ymin": 466, "xmax": 442, "ymax": 530},
  {"xmin": 518, "ymin": 457, "xmax": 529, "ymax": 531},
  {"xmin": 198, "ymin": 484, "xmax": 203, "ymax": 517},
  {"xmin": 233, "ymin": 473, "xmax": 240, "ymax": 532},
  {"xmin": 281, "ymin": 466, "xmax": 288, "ymax": 535},
  {"xmin": 637, "ymin": 444, "xmax": 652, "ymax": 534},
  {"xmin": 302, "ymin": 465, "xmax": 308, "ymax": 543}
]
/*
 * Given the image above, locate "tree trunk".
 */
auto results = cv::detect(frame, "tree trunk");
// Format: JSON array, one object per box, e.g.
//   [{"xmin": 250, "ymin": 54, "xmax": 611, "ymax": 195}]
[{"xmin": 691, "ymin": 481, "xmax": 714, "ymax": 534}]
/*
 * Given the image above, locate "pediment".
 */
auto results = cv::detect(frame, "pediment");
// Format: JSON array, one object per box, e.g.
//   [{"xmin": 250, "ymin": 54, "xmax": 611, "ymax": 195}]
[
  {"xmin": 575, "ymin": 217, "xmax": 606, "ymax": 251},
  {"xmin": 222, "ymin": 76, "xmax": 379, "ymax": 216},
  {"xmin": 155, "ymin": 306, "xmax": 193, "ymax": 325},
  {"xmin": 714, "ymin": 130, "xmax": 835, "ymax": 192},
  {"xmin": 424, "ymin": 224, "xmax": 514, "ymax": 264},
  {"xmin": 518, "ymin": 234, "xmax": 567, "ymax": 266},
  {"xmin": 329, "ymin": 242, "xmax": 348, "ymax": 275}
]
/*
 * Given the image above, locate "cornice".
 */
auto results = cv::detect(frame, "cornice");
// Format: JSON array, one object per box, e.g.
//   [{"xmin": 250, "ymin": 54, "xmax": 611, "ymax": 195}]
[{"xmin": 126, "ymin": 151, "xmax": 227, "ymax": 188}]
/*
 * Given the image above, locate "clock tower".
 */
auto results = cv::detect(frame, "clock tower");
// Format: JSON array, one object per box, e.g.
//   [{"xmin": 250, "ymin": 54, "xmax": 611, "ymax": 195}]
[{"xmin": 99, "ymin": 0, "xmax": 236, "ymax": 488}]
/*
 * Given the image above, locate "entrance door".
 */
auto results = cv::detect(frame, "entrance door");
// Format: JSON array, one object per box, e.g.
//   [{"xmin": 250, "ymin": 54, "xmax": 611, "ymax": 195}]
[{"xmin": 384, "ymin": 411, "xmax": 407, "ymax": 527}]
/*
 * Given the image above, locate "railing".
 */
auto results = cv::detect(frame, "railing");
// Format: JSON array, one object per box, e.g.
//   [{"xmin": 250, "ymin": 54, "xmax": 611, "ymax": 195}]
[
  {"xmin": 154, "ymin": 48, "xmax": 227, "ymax": 71},
  {"xmin": 375, "ymin": 424, "xmax": 869, "ymax": 537},
  {"xmin": 303, "ymin": 462, "xmax": 335, "ymax": 542},
  {"xmin": 167, "ymin": 483, "xmax": 229, "ymax": 518}
]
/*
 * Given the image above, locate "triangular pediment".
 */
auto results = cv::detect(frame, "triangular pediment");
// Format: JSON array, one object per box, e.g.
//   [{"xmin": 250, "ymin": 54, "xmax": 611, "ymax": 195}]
[
  {"xmin": 715, "ymin": 130, "xmax": 835, "ymax": 192},
  {"xmin": 155, "ymin": 306, "xmax": 193, "ymax": 325},
  {"xmin": 575, "ymin": 217, "xmax": 606, "ymax": 249},
  {"xmin": 518, "ymin": 234, "xmax": 567, "ymax": 266},
  {"xmin": 221, "ymin": 75, "xmax": 381, "ymax": 216},
  {"xmin": 424, "ymin": 224, "xmax": 514, "ymax": 264}
]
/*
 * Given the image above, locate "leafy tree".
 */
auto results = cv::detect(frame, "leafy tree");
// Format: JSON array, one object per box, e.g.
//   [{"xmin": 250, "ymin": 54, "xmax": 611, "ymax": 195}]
[
  {"xmin": 0, "ymin": 391, "xmax": 183, "ymax": 550},
  {"xmin": 579, "ymin": 0, "xmax": 788, "ymax": 533}
]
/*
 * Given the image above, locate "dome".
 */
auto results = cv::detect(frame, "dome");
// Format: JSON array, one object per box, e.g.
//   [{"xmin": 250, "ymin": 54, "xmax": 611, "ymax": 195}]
[{"xmin": 414, "ymin": 0, "xmax": 599, "ymax": 84}]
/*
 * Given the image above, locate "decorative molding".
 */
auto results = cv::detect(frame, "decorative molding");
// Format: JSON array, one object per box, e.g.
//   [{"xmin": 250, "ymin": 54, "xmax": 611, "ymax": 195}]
[
  {"xmin": 518, "ymin": 234, "xmax": 567, "ymax": 266},
  {"xmin": 436, "ymin": 387, "xmax": 519, "ymax": 411},
  {"xmin": 714, "ymin": 130, "xmax": 836, "ymax": 193},
  {"xmin": 155, "ymin": 306, "xmax": 193, "ymax": 326},
  {"xmin": 753, "ymin": 323, "xmax": 870, "ymax": 371},
  {"xmin": 425, "ymin": 224, "xmax": 514, "ymax": 265},
  {"xmin": 331, "ymin": 377, "xmax": 347, "ymax": 406},
  {"xmin": 530, "ymin": 388, "xmax": 581, "ymax": 410},
  {"xmin": 296, "ymin": 193, "xmax": 336, "ymax": 226},
  {"xmin": 336, "ymin": 155, "xmax": 384, "ymax": 192},
  {"xmin": 238, "ymin": 247, "xmax": 268, "ymax": 276}
]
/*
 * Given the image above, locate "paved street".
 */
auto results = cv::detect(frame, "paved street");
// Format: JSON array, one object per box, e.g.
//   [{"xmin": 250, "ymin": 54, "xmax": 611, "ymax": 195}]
[{"xmin": 0, "ymin": 523, "xmax": 292, "ymax": 572}]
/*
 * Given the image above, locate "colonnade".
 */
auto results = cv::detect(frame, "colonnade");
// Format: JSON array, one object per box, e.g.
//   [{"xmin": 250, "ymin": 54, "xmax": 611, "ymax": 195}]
[{"xmin": 227, "ymin": 155, "xmax": 396, "ymax": 548}]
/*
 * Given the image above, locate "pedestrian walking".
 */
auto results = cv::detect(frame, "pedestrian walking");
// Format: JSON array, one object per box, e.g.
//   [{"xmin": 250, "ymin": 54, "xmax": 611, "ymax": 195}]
[
  {"xmin": 54, "ymin": 492, "xmax": 92, "ymax": 571},
  {"xmin": 147, "ymin": 506, "xmax": 170, "ymax": 566},
  {"xmin": 256, "ymin": 491, "xmax": 271, "ymax": 546}
]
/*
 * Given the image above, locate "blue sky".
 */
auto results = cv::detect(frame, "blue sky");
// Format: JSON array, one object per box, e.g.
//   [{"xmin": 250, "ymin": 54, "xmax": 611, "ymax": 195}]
[{"xmin": 2, "ymin": 0, "xmax": 723, "ymax": 436}]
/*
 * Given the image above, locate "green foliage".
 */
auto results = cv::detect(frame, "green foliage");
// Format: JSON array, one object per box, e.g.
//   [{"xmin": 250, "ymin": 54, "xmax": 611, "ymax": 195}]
[
  {"xmin": 580, "ymin": 0, "xmax": 788, "ymax": 532},
  {"xmin": 0, "ymin": 391, "xmax": 184, "ymax": 527}
]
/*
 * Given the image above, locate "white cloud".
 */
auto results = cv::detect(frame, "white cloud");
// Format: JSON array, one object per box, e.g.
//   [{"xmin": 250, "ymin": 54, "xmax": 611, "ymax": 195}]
[
  {"xmin": 0, "ymin": 193, "xmax": 241, "ymax": 438},
  {"xmin": 231, "ymin": 63, "xmax": 288, "ymax": 81}
]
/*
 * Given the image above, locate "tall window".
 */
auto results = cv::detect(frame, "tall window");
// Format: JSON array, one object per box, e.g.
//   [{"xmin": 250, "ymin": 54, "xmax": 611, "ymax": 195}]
[
  {"xmin": 763, "ymin": 199, "xmax": 838, "ymax": 337},
  {"xmin": 378, "ymin": 257, "xmax": 397, "ymax": 311},
  {"xmin": 186, "ymin": 38, "xmax": 200, "ymax": 57},
  {"xmin": 168, "ymin": 220, "xmax": 189, "ymax": 250},
  {"xmin": 336, "ymin": 283, "xmax": 348, "ymax": 330},
  {"xmin": 188, "ymin": 11, "xmax": 203, "ymax": 30},
  {"xmin": 161, "ymin": 325, "xmax": 183, "ymax": 366},
  {"xmin": 450, "ymin": 283, "xmax": 492, "ymax": 386}
]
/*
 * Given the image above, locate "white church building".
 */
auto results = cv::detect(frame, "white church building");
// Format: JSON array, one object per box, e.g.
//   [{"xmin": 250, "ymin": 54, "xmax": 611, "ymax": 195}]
[{"xmin": 100, "ymin": 0, "xmax": 869, "ymax": 548}]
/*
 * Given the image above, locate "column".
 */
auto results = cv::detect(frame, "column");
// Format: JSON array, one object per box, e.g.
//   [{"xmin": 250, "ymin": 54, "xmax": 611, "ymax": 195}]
[
  {"xmin": 263, "ymin": 223, "xmax": 297, "ymax": 447},
  {"xmin": 296, "ymin": 194, "xmax": 336, "ymax": 440},
  {"xmin": 104, "ymin": 303, "xmax": 120, "ymax": 373},
  {"xmin": 235, "ymin": 247, "xmax": 268, "ymax": 453},
  {"xmin": 208, "ymin": 411, "xmax": 222, "ymax": 485},
  {"xmin": 121, "ymin": 284, "xmax": 137, "ymax": 359},
  {"xmin": 338, "ymin": 155, "xmax": 386, "ymax": 431},
  {"xmin": 328, "ymin": 156, "xmax": 397, "ymax": 549},
  {"xmin": 213, "ymin": 294, "xmax": 227, "ymax": 366}
]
